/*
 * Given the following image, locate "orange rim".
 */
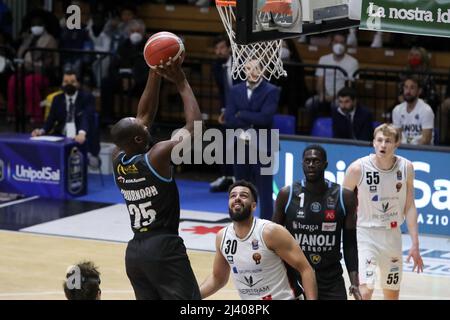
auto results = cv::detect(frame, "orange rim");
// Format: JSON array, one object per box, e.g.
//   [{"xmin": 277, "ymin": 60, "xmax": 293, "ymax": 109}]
[
  {"xmin": 216, "ymin": 0, "xmax": 236, "ymax": 6},
  {"xmin": 260, "ymin": 1, "xmax": 293, "ymax": 15}
]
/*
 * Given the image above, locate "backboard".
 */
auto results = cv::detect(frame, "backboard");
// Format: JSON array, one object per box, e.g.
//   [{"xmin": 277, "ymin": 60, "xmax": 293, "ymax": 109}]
[{"xmin": 236, "ymin": 0, "xmax": 360, "ymax": 44}]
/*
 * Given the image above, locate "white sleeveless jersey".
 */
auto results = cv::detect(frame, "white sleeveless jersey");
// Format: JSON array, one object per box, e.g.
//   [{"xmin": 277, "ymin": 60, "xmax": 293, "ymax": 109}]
[
  {"xmin": 357, "ymin": 155, "xmax": 408, "ymax": 228},
  {"xmin": 220, "ymin": 218, "xmax": 295, "ymax": 300}
]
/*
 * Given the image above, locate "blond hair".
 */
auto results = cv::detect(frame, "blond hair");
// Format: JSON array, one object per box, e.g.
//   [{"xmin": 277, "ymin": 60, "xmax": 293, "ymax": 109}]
[{"xmin": 373, "ymin": 123, "xmax": 399, "ymax": 142}]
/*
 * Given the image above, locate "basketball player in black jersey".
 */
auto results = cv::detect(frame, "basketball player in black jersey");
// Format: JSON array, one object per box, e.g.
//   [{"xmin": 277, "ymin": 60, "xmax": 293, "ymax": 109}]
[
  {"xmin": 110, "ymin": 55, "xmax": 202, "ymax": 300},
  {"xmin": 273, "ymin": 145, "xmax": 362, "ymax": 300}
]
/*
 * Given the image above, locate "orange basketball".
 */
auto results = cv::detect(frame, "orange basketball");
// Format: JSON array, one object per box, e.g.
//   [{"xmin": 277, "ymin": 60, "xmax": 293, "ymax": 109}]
[{"xmin": 143, "ymin": 31, "xmax": 185, "ymax": 69}]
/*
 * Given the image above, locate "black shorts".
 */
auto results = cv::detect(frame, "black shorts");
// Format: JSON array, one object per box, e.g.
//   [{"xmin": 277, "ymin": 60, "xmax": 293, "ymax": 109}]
[
  {"xmin": 125, "ymin": 233, "xmax": 201, "ymax": 300},
  {"xmin": 289, "ymin": 263, "xmax": 347, "ymax": 300},
  {"xmin": 315, "ymin": 264, "xmax": 347, "ymax": 300}
]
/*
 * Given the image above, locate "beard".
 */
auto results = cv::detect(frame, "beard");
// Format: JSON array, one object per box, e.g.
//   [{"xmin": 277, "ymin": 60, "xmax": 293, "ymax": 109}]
[
  {"xmin": 404, "ymin": 95, "xmax": 417, "ymax": 103},
  {"xmin": 228, "ymin": 204, "xmax": 252, "ymax": 222}
]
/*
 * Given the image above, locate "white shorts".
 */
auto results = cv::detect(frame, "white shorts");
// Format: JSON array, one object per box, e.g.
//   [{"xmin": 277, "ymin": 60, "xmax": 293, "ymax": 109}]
[{"xmin": 357, "ymin": 227, "xmax": 403, "ymax": 290}]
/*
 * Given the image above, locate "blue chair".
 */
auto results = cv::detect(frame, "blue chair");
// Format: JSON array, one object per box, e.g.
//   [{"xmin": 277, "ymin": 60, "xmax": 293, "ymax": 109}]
[
  {"xmin": 273, "ymin": 114, "xmax": 296, "ymax": 134},
  {"xmin": 372, "ymin": 121, "xmax": 382, "ymax": 129},
  {"xmin": 311, "ymin": 117, "xmax": 333, "ymax": 138}
]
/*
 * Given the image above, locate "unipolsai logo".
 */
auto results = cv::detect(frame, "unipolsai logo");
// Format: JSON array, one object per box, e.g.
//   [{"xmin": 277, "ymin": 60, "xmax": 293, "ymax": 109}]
[
  {"xmin": 66, "ymin": 4, "xmax": 81, "ymax": 30},
  {"xmin": 67, "ymin": 147, "xmax": 84, "ymax": 195},
  {"xmin": 0, "ymin": 159, "xmax": 4, "ymax": 181}
]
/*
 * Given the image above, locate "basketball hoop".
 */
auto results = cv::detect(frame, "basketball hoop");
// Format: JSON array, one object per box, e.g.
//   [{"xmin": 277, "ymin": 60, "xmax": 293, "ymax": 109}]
[{"xmin": 215, "ymin": 0, "xmax": 292, "ymax": 81}]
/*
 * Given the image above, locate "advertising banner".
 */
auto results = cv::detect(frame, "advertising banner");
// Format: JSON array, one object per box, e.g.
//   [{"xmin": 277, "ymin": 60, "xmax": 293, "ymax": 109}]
[
  {"xmin": 360, "ymin": 0, "xmax": 450, "ymax": 38},
  {"xmin": 0, "ymin": 134, "xmax": 86, "ymax": 199}
]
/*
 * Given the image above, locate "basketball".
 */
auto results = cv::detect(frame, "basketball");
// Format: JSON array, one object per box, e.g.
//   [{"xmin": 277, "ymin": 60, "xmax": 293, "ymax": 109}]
[{"xmin": 144, "ymin": 31, "xmax": 185, "ymax": 69}]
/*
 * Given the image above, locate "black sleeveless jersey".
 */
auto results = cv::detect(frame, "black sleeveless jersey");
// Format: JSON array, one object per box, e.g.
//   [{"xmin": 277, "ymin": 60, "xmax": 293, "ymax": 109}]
[
  {"xmin": 112, "ymin": 152, "xmax": 180, "ymax": 237},
  {"xmin": 284, "ymin": 180, "xmax": 346, "ymax": 271}
]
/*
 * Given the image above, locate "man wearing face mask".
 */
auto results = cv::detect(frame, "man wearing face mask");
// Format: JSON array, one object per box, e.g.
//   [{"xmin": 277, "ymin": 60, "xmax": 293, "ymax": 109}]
[
  {"xmin": 31, "ymin": 70, "xmax": 100, "ymax": 160},
  {"xmin": 331, "ymin": 87, "xmax": 373, "ymax": 141},
  {"xmin": 305, "ymin": 33, "xmax": 359, "ymax": 119},
  {"xmin": 7, "ymin": 15, "xmax": 58, "ymax": 123}
]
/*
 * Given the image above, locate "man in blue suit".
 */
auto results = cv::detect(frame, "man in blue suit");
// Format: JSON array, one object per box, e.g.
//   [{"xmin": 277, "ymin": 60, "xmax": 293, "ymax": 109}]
[
  {"xmin": 331, "ymin": 87, "xmax": 373, "ymax": 141},
  {"xmin": 225, "ymin": 60, "xmax": 280, "ymax": 220},
  {"xmin": 32, "ymin": 70, "xmax": 100, "ymax": 161},
  {"xmin": 210, "ymin": 35, "xmax": 240, "ymax": 192}
]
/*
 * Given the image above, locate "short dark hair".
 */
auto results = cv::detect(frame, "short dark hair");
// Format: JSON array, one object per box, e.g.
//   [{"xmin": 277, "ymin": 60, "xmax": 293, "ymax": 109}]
[
  {"xmin": 303, "ymin": 144, "xmax": 327, "ymax": 162},
  {"xmin": 228, "ymin": 180, "xmax": 258, "ymax": 204},
  {"xmin": 213, "ymin": 34, "xmax": 230, "ymax": 48},
  {"xmin": 338, "ymin": 86, "xmax": 356, "ymax": 100},
  {"xmin": 63, "ymin": 261, "xmax": 101, "ymax": 300},
  {"xmin": 403, "ymin": 75, "xmax": 422, "ymax": 88},
  {"xmin": 63, "ymin": 69, "xmax": 78, "ymax": 79}
]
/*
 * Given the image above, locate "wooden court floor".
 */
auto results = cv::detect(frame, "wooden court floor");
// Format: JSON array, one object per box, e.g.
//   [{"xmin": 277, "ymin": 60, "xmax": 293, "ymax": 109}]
[{"xmin": 0, "ymin": 230, "xmax": 448, "ymax": 300}]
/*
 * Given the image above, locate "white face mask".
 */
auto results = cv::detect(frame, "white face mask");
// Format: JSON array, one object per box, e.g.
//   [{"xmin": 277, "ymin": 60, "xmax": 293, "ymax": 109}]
[
  {"xmin": 280, "ymin": 47, "xmax": 291, "ymax": 60},
  {"xmin": 129, "ymin": 32, "xmax": 143, "ymax": 44},
  {"xmin": 332, "ymin": 43, "xmax": 345, "ymax": 56},
  {"xmin": 31, "ymin": 26, "xmax": 44, "ymax": 36}
]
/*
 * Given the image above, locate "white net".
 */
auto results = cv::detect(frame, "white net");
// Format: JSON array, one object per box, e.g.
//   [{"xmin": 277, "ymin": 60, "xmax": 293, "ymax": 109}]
[{"xmin": 216, "ymin": 3, "xmax": 287, "ymax": 81}]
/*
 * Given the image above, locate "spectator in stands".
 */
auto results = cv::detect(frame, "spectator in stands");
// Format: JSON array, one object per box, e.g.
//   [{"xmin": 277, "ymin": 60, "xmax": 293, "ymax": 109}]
[
  {"xmin": 210, "ymin": 35, "xmax": 237, "ymax": 192},
  {"xmin": 86, "ymin": 12, "xmax": 112, "ymax": 88},
  {"xmin": 440, "ymin": 79, "xmax": 450, "ymax": 145},
  {"xmin": 104, "ymin": 4, "xmax": 137, "ymax": 49},
  {"xmin": 331, "ymin": 86, "xmax": 373, "ymax": 141},
  {"xmin": 224, "ymin": 59, "xmax": 280, "ymax": 220},
  {"xmin": 0, "ymin": 30, "xmax": 14, "ymax": 111},
  {"xmin": 7, "ymin": 15, "xmax": 58, "ymax": 123},
  {"xmin": 392, "ymin": 76, "xmax": 434, "ymax": 145},
  {"xmin": 63, "ymin": 261, "xmax": 101, "ymax": 300},
  {"xmin": 31, "ymin": 70, "xmax": 101, "ymax": 167},
  {"xmin": 59, "ymin": 16, "xmax": 91, "ymax": 79},
  {"xmin": 272, "ymin": 39, "xmax": 309, "ymax": 118},
  {"xmin": 0, "ymin": 0, "xmax": 12, "ymax": 39},
  {"xmin": 305, "ymin": 33, "xmax": 359, "ymax": 119},
  {"xmin": 101, "ymin": 19, "xmax": 147, "ymax": 124},
  {"xmin": 398, "ymin": 47, "xmax": 440, "ymax": 113}
]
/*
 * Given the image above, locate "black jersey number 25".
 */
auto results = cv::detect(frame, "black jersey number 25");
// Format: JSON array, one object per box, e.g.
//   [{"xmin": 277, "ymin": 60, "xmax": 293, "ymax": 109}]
[
  {"xmin": 366, "ymin": 172, "xmax": 380, "ymax": 185},
  {"xmin": 224, "ymin": 240, "xmax": 237, "ymax": 255},
  {"xmin": 127, "ymin": 201, "xmax": 157, "ymax": 230}
]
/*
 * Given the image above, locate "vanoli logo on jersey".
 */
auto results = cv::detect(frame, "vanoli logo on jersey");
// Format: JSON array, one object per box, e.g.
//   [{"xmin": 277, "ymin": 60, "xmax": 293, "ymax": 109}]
[
  {"xmin": 294, "ymin": 233, "xmax": 336, "ymax": 252},
  {"xmin": 117, "ymin": 163, "xmax": 139, "ymax": 176}
]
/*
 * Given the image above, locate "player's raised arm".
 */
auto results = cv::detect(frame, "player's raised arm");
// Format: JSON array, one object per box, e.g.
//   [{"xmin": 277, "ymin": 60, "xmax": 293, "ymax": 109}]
[
  {"xmin": 136, "ymin": 70, "xmax": 161, "ymax": 127},
  {"xmin": 263, "ymin": 223, "xmax": 318, "ymax": 300},
  {"xmin": 147, "ymin": 55, "xmax": 202, "ymax": 179},
  {"xmin": 404, "ymin": 161, "xmax": 424, "ymax": 273},
  {"xmin": 200, "ymin": 228, "xmax": 230, "ymax": 299}
]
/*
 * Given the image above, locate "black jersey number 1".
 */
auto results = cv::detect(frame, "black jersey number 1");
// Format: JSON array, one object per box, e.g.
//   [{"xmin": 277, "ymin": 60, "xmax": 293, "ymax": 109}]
[{"xmin": 128, "ymin": 201, "xmax": 157, "ymax": 229}]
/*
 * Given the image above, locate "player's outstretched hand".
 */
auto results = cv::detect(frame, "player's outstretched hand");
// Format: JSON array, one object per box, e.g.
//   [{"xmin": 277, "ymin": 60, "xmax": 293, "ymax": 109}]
[
  {"xmin": 154, "ymin": 53, "xmax": 186, "ymax": 85},
  {"xmin": 406, "ymin": 246, "xmax": 424, "ymax": 273}
]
